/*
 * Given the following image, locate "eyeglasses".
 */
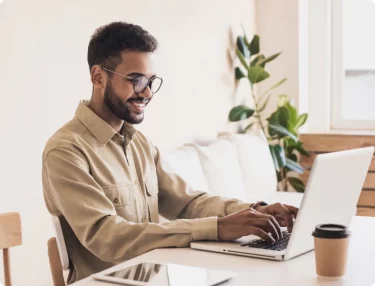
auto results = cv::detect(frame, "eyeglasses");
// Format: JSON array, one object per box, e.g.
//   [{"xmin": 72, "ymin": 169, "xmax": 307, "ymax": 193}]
[{"xmin": 102, "ymin": 67, "xmax": 163, "ymax": 94}]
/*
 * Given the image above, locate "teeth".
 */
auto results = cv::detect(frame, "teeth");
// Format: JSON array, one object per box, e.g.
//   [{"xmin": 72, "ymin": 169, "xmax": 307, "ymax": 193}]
[{"xmin": 131, "ymin": 102, "xmax": 145, "ymax": 108}]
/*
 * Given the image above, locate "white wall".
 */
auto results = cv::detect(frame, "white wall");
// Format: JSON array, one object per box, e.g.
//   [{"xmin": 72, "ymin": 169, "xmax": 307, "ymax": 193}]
[
  {"xmin": 0, "ymin": 0, "xmax": 256, "ymax": 285},
  {"xmin": 255, "ymin": 0, "xmax": 299, "ymax": 119}
]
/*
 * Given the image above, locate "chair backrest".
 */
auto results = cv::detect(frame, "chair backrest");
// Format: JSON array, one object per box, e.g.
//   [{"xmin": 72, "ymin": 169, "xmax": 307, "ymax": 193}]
[
  {"xmin": 0, "ymin": 212, "xmax": 22, "ymax": 286},
  {"xmin": 51, "ymin": 216, "xmax": 69, "ymax": 270},
  {"xmin": 47, "ymin": 237, "xmax": 65, "ymax": 286},
  {"xmin": 47, "ymin": 216, "xmax": 70, "ymax": 286}
]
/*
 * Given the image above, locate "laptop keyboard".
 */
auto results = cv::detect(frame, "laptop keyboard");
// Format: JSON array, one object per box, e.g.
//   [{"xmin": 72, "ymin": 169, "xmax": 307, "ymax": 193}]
[{"xmin": 240, "ymin": 231, "xmax": 291, "ymax": 251}]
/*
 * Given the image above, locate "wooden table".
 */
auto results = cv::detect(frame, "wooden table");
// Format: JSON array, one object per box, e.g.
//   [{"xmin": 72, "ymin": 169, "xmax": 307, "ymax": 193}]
[{"xmin": 73, "ymin": 216, "xmax": 375, "ymax": 286}]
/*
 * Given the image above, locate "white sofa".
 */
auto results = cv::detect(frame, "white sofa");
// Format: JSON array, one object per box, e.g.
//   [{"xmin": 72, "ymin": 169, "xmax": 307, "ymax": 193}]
[{"xmin": 160, "ymin": 129, "xmax": 303, "ymax": 207}]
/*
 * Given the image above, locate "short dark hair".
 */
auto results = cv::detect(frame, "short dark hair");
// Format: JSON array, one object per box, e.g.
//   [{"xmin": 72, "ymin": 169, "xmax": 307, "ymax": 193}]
[{"xmin": 87, "ymin": 22, "xmax": 158, "ymax": 72}]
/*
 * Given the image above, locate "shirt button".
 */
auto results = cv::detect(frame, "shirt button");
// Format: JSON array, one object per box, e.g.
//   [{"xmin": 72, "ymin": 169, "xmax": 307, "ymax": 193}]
[{"xmin": 113, "ymin": 197, "xmax": 119, "ymax": 204}]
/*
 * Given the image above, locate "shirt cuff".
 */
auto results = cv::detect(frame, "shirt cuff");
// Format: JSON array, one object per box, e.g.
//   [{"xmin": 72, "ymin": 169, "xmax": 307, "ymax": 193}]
[
  {"xmin": 233, "ymin": 202, "xmax": 252, "ymax": 213},
  {"xmin": 191, "ymin": 216, "xmax": 218, "ymax": 241}
]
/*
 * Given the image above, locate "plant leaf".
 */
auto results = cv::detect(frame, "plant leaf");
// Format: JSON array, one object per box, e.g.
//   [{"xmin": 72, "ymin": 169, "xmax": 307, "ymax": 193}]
[
  {"xmin": 237, "ymin": 36, "xmax": 250, "ymax": 58},
  {"xmin": 281, "ymin": 106, "xmax": 290, "ymax": 128},
  {"xmin": 249, "ymin": 35, "xmax": 260, "ymax": 55},
  {"xmin": 250, "ymin": 54, "xmax": 266, "ymax": 67},
  {"xmin": 248, "ymin": 66, "xmax": 270, "ymax": 84},
  {"xmin": 288, "ymin": 177, "xmax": 305, "ymax": 193},
  {"xmin": 235, "ymin": 67, "xmax": 246, "ymax": 80},
  {"xmin": 240, "ymin": 23, "xmax": 251, "ymax": 47},
  {"xmin": 269, "ymin": 144, "xmax": 286, "ymax": 171},
  {"xmin": 288, "ymin": 153, "xmax": 298, "ymax": 162},
  {"xmin": 267, "ymin": 106, "xmax": 289, "ymax": 128},
  {"xmin": 267, "ymin": 112, "xmax": 280, "ymax": 136},
  {"xmin": 284, "ymin": 137, "xmax": 292, "ymax": 150},
  {"xmin": 294, "ymin": 113, "xmax": 308, "ymax": 129},
  {"xmin": 285, "ymin": 140, "xmax": 310, "ymax": 157},
  {"xmin": 269, "ymin": 106, "xmax": 292, "ymax": 128},
  {"xmin": 256, "ymin": 52, "xmax": 281, "ymax": 67},
  {"xmin": 236, "ymin": 48, "xmax": 249, "ymax": 71},
  {"xmin": 285, "ymin": 158, "xmax": 304, "ymax": 173},
  {"xmin": 285, "ymin": 102, "xmax": 298, "ymax": 130},
  {"xmin": 277, "ymin": 94, "xmax": 289, "ymax": 107},
  {"xmin": 295, "ymin": 142, "xmax": 310, "ymax": 156},
  {"xmin": 268, "ymin": 124, "xmax": 298, "ymax": 142},
  {"xmin": 267, "ymin": 107, "xmax": 281, "ymax": 126},
  {"xmin": 228, "ymin": 105, "xmax": 254, "ymax": 122},
  {"xmin": 260, "ymin": 78, "xmax": 287, "ymax": 98},
  {"xmin": 258, "ymin": 93, "xmax": 272, "ymax": 112},
  {"xmin": 287, "ymin": 143, "xmax": 297, "ymax": 155},
  {"xmin": 244, "ymin": 122, "xmax": 256, "ymax": 133}
]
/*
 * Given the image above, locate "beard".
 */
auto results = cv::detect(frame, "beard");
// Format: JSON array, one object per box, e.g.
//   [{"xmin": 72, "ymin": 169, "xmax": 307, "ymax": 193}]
[{"xmin": 104, "ymin": 81, "xmax": 146, "ymax": 125}]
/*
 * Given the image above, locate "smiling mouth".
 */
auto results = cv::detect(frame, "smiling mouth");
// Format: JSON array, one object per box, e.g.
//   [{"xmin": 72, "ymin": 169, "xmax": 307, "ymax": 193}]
[{"xmin": 128, "ymin": 100, "xmax": 148, "ymax": 112}]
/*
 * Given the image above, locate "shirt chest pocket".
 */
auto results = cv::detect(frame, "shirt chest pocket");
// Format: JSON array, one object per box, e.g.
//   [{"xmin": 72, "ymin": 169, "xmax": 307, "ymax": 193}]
[
  {"xmin": 102, "ymin": 184, "xmax": 135, "ymax": 206},
  {"xmin": 102, "ymin": 184, "xmax": 137, "ymax": 221},
  {"xmin": 144, "ymin": 177, "xmax": 159, "ymax": 223}
]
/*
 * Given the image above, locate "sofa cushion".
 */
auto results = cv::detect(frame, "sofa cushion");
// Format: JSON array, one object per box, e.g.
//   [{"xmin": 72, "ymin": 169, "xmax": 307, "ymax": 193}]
[
  {"xmin": 159, "ymin": 146, "xmax": 209, "ymax": 192},
  {"xmin": 218, "ymin": 129, "xmax": 277, "ymax": 201},
  {"xmin": 188, "ymin": 140, "xmax": 247, "ymax": 201}
]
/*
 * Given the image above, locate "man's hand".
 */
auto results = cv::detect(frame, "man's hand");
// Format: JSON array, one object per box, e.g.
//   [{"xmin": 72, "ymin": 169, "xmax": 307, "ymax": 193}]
[
  {"xmin": 255, "ymin": 203, "xmax": 298, "ymax": 232},
  {"xmin": 218, "ymin": 208, "xmax": 282, "ymax": 242}
]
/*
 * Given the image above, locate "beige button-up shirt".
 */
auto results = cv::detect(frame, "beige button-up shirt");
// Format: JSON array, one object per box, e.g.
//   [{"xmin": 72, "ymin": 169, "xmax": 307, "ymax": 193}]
[{"xmin": 42, "ymin": 101, "xmax": 250, "ymax": 284}]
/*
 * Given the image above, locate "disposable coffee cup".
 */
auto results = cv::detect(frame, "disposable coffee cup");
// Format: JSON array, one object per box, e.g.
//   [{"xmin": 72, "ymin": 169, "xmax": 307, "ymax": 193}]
[{"xmin": 312, "ymin": 224, "xmax": 351, "ymax": 278}]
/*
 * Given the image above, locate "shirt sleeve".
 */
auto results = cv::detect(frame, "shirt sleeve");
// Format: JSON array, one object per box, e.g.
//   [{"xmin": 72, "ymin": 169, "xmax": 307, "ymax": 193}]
[
  {"xmin": 154, "ymin": 146, "xmax": 252, "ymax": 226},
  {"xmin": 42, "ymin": 147, "xmax": 218, "ymax": 264}
]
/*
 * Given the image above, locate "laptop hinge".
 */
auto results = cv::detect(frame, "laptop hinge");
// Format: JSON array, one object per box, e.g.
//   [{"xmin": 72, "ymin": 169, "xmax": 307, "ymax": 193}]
[{"xmin": 226, "ymin": 250, "xmax": 277, "ymax": 259}]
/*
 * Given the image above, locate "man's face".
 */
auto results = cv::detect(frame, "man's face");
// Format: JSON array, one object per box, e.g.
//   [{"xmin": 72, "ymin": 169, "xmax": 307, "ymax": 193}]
[{"xmin": 103, "ymin": 51, "xmax": 156, "ymax": 124}]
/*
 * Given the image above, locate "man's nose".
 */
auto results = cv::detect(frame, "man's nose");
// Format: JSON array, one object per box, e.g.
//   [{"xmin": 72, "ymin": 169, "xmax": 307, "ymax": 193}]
[{"xmin": 138, "ymin": 86, "xmax": 152, "ymax": 99}]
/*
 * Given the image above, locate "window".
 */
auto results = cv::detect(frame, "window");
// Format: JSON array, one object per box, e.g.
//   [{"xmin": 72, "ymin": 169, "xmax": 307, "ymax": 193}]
[
  {"xmin": 299, "ymin": 0, "xmax": 375, "ymax": 133},
  {"xmin": 331, "ymin": 0, "xmax": 375, "ymax": 130}
]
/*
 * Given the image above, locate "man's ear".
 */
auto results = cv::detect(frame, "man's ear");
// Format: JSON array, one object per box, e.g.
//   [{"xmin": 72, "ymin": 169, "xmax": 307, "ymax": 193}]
[{"xmin": 91, "ymin": 65, "xmax": 106, "ymax": 88}]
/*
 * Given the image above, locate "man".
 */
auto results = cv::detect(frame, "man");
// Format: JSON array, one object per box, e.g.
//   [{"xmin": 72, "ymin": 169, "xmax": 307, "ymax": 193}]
[{"xmin": 42, "ymin": 22, "xmax": 298, "ymax": 284}]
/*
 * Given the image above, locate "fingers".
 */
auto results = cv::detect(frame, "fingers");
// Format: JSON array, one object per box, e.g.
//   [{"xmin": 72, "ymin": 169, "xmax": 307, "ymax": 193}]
[
  {"xmin": 274, "ymin": 204, "xmax": 294, "ymax": 232},
  {"xmin": 274, "ymin": 214, "xmax": 286, "ymax": 227},
  {"xmin": 260, "ymin": 218, "xmax": 280, "ymax": 241},
  {"xmin": 247, "ymin": 226, "xmax": 275, "ymax": 243},
  {"xmin": 284, "ymin": 204, "xmax": 299, "ymax": 218},
  {"xmin": 268, "ymin": 214, "xmax": 282, "ymax": 238},
  {"xmin": 284, "ymin": 205, "xmax": 298, "ymax": 232},
  {"xmin": 248, "ymin": 211, "xmax": 282, "ymax": 240}
]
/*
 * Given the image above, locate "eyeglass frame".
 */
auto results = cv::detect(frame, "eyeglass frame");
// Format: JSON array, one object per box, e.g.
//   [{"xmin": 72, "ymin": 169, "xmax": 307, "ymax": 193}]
[{"xmin": 102, "ymin": 67, "xmax": 163, "ymax": 94}]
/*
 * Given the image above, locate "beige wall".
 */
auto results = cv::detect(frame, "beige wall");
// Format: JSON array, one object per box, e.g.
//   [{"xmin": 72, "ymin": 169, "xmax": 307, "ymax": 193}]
[
  {"xmin": 0, "ymin": 0, "xmax": 256, "ymax": 284},
  {"xmin": 255, "ymin": 0, "xmax": 299, "ymax": 119}
]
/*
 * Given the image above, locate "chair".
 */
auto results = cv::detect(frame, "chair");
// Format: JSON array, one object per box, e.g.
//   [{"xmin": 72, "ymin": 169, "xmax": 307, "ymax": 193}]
[
  {"xmin": 0, "ymin": 212, "xmax": 22, "ymax": 286},
  {"xmin": 47, "ymin": 216, "xmax": 69, "ymax": 286}
]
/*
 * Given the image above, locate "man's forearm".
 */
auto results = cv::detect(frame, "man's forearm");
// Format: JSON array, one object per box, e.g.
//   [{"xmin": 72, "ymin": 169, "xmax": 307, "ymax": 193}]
[
  {"xmin": 77, "ymin": 215, "xmax": 219, "ymax": 263},
  {"xmin": 177, "ymin": 192, "xmax": 252, "ymax": 219}
]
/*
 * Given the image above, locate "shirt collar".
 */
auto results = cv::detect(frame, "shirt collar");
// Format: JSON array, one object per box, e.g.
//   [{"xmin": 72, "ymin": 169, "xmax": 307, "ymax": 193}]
[
  {"xmin": 121, "ymin": 120, "xmax": 137, "ymax": 147},
  {"xmin": 75, "ymin": 100, "xmax": 136, "ymax": 146}
]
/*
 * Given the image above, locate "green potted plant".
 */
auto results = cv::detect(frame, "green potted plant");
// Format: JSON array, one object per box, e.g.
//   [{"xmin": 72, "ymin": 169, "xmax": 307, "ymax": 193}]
[{"xmin": 228, "ymin": 33, "xmax": 310, "ymax": 192}]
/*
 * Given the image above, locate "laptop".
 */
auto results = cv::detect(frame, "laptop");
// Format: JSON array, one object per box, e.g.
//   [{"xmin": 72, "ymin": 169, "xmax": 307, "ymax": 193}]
[{"xmin": 190, "ymin": 147, "xmax": 374, "ymax": 261}]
